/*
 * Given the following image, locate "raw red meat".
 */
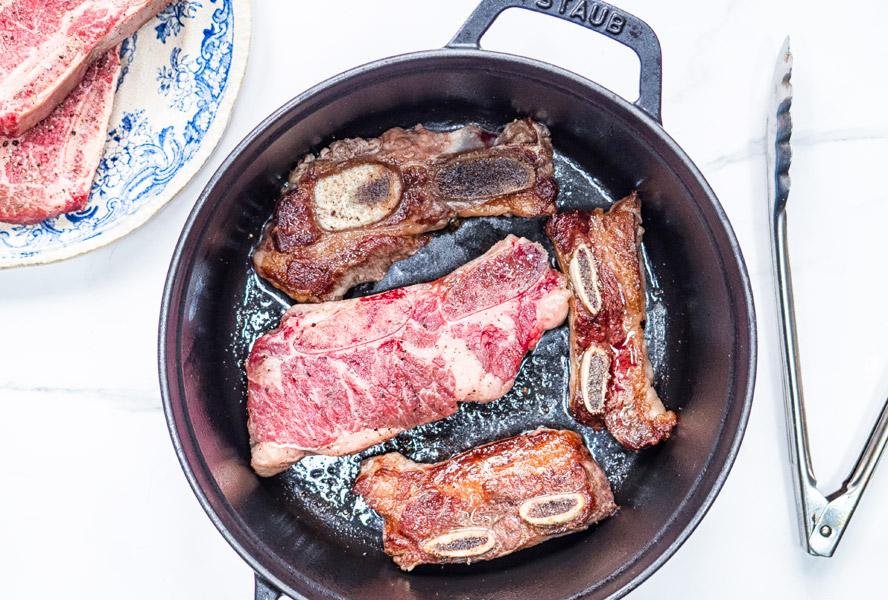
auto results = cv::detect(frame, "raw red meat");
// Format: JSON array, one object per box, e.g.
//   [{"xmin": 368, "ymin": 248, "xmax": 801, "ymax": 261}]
[
  {"xmin": 0, "ymin": 48, "xmax": 120, "ymax": 225},
  {"xmin": 247, "ymin": 236, "xmax": 571, "ymax": 476},
  {"xmin": 0, "ymin": 0, "xmax": 171, "ymax": 137}
]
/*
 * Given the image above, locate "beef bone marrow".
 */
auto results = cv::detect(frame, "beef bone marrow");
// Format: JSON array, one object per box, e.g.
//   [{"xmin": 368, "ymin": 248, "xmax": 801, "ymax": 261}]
[
  {"xmin": 253, "ymin": 118, "xmax": 558, "ymax": 303},
  {"xmin": 246, "ymin": 235, "xmax": 570, "ymax": 476},
  {"xmin": 353, "ymin": 429, "xmax": 617, "ymax": 571},
  {"xmin": 546, "ymin": 192, "xmax": 677, "ymax": 450}
]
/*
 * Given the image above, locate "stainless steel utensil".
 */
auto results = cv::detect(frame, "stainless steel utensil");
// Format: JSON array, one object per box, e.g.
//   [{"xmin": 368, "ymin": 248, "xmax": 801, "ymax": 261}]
[{"xmin": 767, "ymin": 36, "xmax": 888, "ymax": 557}]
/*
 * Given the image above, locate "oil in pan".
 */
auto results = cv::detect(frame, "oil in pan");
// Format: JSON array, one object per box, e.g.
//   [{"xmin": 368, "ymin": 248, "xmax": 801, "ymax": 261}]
[{"xmin": 231, "ymin": 147, "xmax": 669, "ymax": 554}]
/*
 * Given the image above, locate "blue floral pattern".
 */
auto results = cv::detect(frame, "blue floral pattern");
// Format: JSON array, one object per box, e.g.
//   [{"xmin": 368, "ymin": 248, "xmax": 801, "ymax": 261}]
[
  {"xmin": 0, "ymin": 0, "xmax": 245, "ymax": 264},
  {"xmin": 155, "ymin": 0, "xmax": 203, "ymax": 43},
  {"xmin": 117, "ymin": 34, "xmax": 138, "ymax": 91},
  {"xmin": 158, "ymin": 47, "xmax": 201, "ymax": 112}
]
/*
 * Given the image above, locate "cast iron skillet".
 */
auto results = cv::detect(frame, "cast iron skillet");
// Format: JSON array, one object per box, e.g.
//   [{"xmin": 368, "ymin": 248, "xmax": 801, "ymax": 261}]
[{"xmin": 159, "ymin": 1, "xmax": 757, "ymax": 598}]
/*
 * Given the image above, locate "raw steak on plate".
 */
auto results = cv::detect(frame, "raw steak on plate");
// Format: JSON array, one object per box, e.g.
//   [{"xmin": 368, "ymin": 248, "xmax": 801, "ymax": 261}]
[
  {"xmin": 0, "ymin": 0, "xmax": 171, "ymax": 137},
  {"xmin": 0, "ymin": 48, "xmax": 120, "ymax": 225}
]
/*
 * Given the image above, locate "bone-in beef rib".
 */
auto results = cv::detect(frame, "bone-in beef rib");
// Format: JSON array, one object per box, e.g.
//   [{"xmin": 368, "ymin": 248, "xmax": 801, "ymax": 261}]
[
  {"xmin": 353, "ymin": 428, "xmax": 617, "ymax": 571},
  {"xmin": 546, "ymin": 193, "xmax": 677, "ymax": 450},
  {"xmin": 247, "ymin": 235, "xmax": 570, "ymax": 476},
  {"xmin": 253, "ymin": 118, "xmax": 558, "ymax": 303}
]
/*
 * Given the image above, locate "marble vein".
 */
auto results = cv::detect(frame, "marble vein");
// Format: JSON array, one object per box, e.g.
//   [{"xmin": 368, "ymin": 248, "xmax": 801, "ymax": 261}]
[
  {"xmin": 702, "ymin": 128, "xmax": 888, "ymax": 173},
  {"xmin": 0, "ymin": 383, "xmax": 161, "ymax": 411}
]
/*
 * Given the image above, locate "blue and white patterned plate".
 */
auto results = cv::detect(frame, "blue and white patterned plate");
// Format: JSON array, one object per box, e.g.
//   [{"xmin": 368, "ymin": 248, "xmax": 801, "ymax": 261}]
[{"xmin": 0, "ymin": 0, "xmax": 251, "ymax": 268}]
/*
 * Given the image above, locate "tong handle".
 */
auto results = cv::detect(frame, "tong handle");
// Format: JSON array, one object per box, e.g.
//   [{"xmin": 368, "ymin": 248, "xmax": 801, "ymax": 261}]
[
  {"xmin": 773, "ymin": 207, "xmax": 888, "ymax": 556},
  {"xmin": 845, "ymin": 395, "xmax": 888, "ymax": 492},
  {"xmin": 771, "ymin": 210, "xmax": 827, "ymax": 553},
  {"xmin": 808, "ymin": 394, "xmax": 888, "ymax": 556}
]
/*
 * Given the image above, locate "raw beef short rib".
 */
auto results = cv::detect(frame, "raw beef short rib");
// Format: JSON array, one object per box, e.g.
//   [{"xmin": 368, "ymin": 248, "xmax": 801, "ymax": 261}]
[
  {"xmin": 0, "ymin": 0, "xmax": 172, "ymax": 137},
  {"xmin": 254, "ymin": 118, "xmax": 558, "ymax": 303},
  {"xmin": 354, "ymin": 428, "xmax": 617, "ymax": 571},
  {"xmin": 247, "ymin": 236, "xmax": 570, "ymax": 476},
  {"xmin": 0, "ymin": 47, "xmax": 120, "ymax": 225},
  {"xmin": 546, "ymin": 193, "xmax": 677, "ymax": 450}
]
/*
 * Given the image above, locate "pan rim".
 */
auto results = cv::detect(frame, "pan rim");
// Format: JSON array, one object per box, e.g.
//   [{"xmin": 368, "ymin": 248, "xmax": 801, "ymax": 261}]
[{"xmin": 159, "ymin": 47, "xmax": 757, "ymax": 600}]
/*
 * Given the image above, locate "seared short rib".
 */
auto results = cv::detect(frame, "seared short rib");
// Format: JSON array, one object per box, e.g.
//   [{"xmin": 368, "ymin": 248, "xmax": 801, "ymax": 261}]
[
  {"xmin": 254, "ymin": 118, "xmax": 557, "ymax": 302},
  {"xmin": 353, "ymin": 428, "xmax": 617, "ymax": 571},
  {"xmin": 546, "ymin": 193, "xmax": 676, "ymax": 450}
]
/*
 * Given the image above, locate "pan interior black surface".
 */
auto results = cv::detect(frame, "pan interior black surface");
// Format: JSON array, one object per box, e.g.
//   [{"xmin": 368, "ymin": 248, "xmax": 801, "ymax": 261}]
[
  {"xmin": 231, "ymin": 138, "xmax": 671, "ymax": 553},
  {"xmin": 164, "ymin": 51, "xmax": 754, "ymax": 600}
]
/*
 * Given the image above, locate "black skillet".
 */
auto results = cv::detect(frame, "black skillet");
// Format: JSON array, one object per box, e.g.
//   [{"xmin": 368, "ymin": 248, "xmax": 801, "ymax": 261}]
[{"xmin": 159, "ymin": 1, "xmax": 757, "ymax": 598}]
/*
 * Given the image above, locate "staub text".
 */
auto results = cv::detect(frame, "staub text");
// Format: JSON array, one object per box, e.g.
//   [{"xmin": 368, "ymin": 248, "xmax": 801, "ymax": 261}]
[{"xmin": 535, "ymin": 0, "xmax": 626, "ymax": 34}]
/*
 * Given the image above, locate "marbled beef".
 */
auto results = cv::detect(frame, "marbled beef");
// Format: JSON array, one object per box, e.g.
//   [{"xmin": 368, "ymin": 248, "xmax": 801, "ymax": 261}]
[
  {"xmin": 0, "ymin": 0, "xmax": 171, "ymax": 137},
  {"xmin": 247, "ymin": 236, "xmax": 570, "ymax": 476},
  {"xmin": 0, "ymin": 48, "xmax": 120, "ymax": 224}
]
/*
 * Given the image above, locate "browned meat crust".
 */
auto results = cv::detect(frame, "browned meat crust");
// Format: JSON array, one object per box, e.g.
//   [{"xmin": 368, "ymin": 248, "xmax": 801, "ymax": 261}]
[
  {"xmin": 546, "ymin": 193, "xmax": 677, "ymax": 450},
  {"xmin": 353, "ymin": 429, "xmax": 617, "ymax": 571},
  {"xmin": 254, "ymin": 118, "xmax": 557, "ymax": 302}
]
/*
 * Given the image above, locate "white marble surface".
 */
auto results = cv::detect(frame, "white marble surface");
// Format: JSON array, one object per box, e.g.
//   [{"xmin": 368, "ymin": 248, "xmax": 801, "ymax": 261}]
[{"xmin": 2, "ymin": 1, "xmax": 888, "ymax": 598}]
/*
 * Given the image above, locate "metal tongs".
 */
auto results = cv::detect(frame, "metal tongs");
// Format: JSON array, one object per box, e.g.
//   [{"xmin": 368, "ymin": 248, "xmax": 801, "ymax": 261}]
[{"xmin": 767, "ymin": 37, "xmax": 888, "ymax": 557}]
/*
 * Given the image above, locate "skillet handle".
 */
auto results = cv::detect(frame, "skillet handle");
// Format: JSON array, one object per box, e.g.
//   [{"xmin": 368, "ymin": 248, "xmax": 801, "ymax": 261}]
[
  {"xmin": 254, "ymin": 574, "xmax": 281, "ymax": 600},
  {"xmin": 447, "ymin": 0, "xmax": 663, "ymax": 123}
]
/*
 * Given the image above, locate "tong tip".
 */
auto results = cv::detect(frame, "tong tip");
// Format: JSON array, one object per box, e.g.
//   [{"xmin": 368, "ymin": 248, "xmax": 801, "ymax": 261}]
[{"xmin": 769, "ymin": 36, "xmax": 793, "ymax": 216}]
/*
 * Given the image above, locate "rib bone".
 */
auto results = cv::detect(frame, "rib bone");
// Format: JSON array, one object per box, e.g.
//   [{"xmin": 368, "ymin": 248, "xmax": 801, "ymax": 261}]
[
  {"xmin": 436, "ymin": 154, "xmax": 535, "ymax": 200},
  {"xmin": 518, "ymin": 492, "xmax": 587, "ymax": 526},
  {"xmin": 313, "ymin": 162, "xmax": 401, "ymax": 231},
  {"xmin": 569, "ymin": 243, "xmax": 602, "ymax": 315},
  {"xmin": 580, "ymin": 346, "xmax": 610, "ymax": 415},
  {"xmin": 422, "ymin": 528, "xmax": 497, "ymax": 558}
]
